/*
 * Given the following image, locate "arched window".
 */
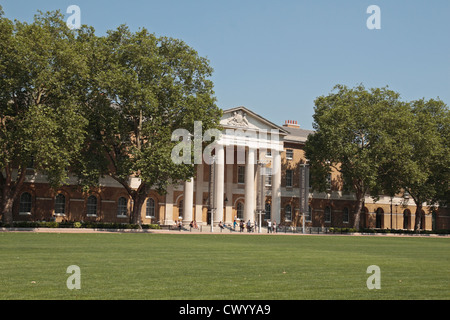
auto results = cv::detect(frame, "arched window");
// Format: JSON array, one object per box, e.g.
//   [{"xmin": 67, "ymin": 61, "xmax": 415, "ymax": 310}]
[
  {"xmin": 55, "ymin": 194, "xmax": 66, "ymax": 215},
  {"xmin": 325, "ymin": 206, "xmax": 331, "ymax": 223},
  {"xmin": 343, "ymin": 207, "xmax": 349, "ymax": 223},
  {"xmin": 19, "ymin": 192, "xmax": 32, "ymax": 214},
  {"xmin": 264, "ymin": 202, "xmax": 271, "ymax": 220},
  {"xmin": 117, "ymin": 197, "xmax": 127, "ymax": 216},
  {"xmin": 236, "ymin": 202, "xmax": 244, "ymax": 220},
  {"xmin": 146, "ymin": 198, "xmax": 155, "ymax": 217},
  {"xmin": 87, "ymin": 195, "xmax": 97, "ymax": 216},
  {"xmin": 285, "ymin": 204, "xmax": 292, "ymax": 221},
  {"xmin": 178, "ymin": 200, "xmax": 183, "ymax": 219}
]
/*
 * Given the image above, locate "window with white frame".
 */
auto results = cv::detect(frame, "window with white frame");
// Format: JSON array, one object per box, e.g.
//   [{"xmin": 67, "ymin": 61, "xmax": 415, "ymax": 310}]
[
  {"xmin": 238, "ymin": 166, "xmax": 245, "ymax": 184},
  {"xmin": 54, "ymin": 194, "xmax": 66, "ymax": 215},
  {"xmin": 286, "ymin": 149, "xmax": 293, "ymax": 160},
  {"xmin": 117, "ymin": 197, "xmax": 128, "ymax": 217},
  {"xmin": 19, "ymin": 192, "xmax": 32, "ymax": 214},
  {"xmin": 325, "ymin": 206, "xmax": 331, "ymax": 223},
  {"xmin": 87, "ymin": 195, "xmax": 97, "ymax": 216},
  {"xmin": 306, "ymin": 205, "xmax": 312, "ymax": 222},
  {"xmin": 146, "ymin": 198, "xmax": 155, "ymax": 217},
  {"xmin": 265, "ymin": 167, "xmax": 272, "ymax": 186},
  {"xmin": 286, "ymin": 169, "xmax": 293, "ymax": 187},
  {"xmin": 326, "ymin": 173, "xmax": 332, "ymax": 190},
  {"xmin": 343, "ymin": 207, "xmax": 349, "ymax": 223}
]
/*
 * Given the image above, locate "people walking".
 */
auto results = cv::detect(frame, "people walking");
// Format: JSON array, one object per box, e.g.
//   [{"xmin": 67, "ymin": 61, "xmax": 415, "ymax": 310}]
[
  {"xmin": 247, "ymin": 220, "xmax": 252, "ymax": 232},
  {"xmin": 267, "ymin": 220, "xmax": 272, "ymax": 233}
]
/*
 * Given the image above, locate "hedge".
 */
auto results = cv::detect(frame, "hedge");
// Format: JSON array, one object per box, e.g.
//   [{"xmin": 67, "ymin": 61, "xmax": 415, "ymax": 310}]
[{"xmin": 0, "ymin": 221, "xmax": 161, "ymax": 230}]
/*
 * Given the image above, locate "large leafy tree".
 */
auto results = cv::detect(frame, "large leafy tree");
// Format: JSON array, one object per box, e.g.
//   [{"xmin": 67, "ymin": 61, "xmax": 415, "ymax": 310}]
[
  {"xmin": 392, "ymin": 98, "xmax": 449, "ymax": 231},
  {"xmin": 0, "ymin": 10, "xmax": 88, "ymax": 224},
  {"xmin": 305, "ymin": 84, "xmax": 411, "ymax": 230},
  {"xmin": 75, "ymin": 25, "xmax": 221, "ymax": 225}
]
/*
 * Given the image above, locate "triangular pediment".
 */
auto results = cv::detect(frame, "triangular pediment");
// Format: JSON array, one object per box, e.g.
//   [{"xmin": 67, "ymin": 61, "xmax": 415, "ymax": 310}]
[{"xmin": 220, "ymin": 106, "xmax": 288, "ymax": 135}]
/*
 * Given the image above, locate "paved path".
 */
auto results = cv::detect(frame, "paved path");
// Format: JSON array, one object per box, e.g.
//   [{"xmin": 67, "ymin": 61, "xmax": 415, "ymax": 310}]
[{"xmin": 1, "ymin": 227, "xmax": 447, "ymax": 237}]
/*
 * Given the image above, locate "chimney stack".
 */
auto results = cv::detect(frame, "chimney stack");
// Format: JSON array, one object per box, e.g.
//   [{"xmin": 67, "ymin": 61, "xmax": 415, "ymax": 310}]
[{"xmin": 283, "ymin": 120, "xmax": 300, "ymax": 128}]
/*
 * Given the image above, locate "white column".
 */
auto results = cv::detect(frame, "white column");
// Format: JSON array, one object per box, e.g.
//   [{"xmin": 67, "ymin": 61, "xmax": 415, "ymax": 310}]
[
  {"xmin": 225, "ymin": 163, "xmax": 234, "ymax": 224},
  {"xmin": 214, "ymin": 146, "xmax": 224, "ymax": 225},
  {"xmin": 183, "ymin": 177, "xmax": 194, "ymax": 225},
  {"xmin": 271, "ymin": 149, "xmax": 281, "ymax": 224},
  {"xmin": 195, "ymin": 163, "xmax": 204, "ymax": 225},
  {"xmin": 164, "ymin": 184, "xmax": 174, "ymax": 225},
  {"xmin": 244, "ymin": 148, "xmax": 255, "ymax": 222}
]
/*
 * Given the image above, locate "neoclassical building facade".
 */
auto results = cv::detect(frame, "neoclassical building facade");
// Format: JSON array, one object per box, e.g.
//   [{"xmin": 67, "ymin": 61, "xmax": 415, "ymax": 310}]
[{"xmin": 6, "ymin": 106, "xmax": 449, "ymax": 230}]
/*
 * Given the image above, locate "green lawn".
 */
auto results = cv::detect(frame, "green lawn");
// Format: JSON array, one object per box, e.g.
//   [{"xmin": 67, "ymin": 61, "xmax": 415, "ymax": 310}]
[{"xmin": 0, "ymin": 232, "xmax": 448, "ymax": 300}]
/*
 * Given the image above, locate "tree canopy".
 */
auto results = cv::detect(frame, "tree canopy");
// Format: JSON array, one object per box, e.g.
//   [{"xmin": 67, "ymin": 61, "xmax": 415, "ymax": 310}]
[
  {"xmin": 305, "ymin": 84, "xmax": 449, "ymax": 231},
  {"xmin": 0, "ymin": 8, "xmax": 221, "ymax": 224},
  {"xmin": 74, "ymin": 25, "xmax": 221, "ymax": 224},
  {"xmin": 0, "ymin": 10, "xmax": 88, "ymax": 223}
]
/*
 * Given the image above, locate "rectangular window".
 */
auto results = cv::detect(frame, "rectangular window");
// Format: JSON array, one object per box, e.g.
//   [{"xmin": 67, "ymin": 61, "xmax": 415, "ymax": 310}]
[
  {"xmin": 146, "ymin": 198, "xmax": 155, "ymax": 218},
  {"xmin": 325, "ymin": 206, "xmax": 331, "ymax": 223},
  {"xmin": 306, "ymin": 206, "xmax": 312, "ymax": 222},
  {"xmin": 117, "ymin": 197, "xmax": 128, "ymax": 217},
  {"xmin": 264, "ymin": 202, "xmax": 271, "ymax": 220},
  {"xmin": 55, "ymin": 194, "xmax": 66, "ymax": 215},
  {"xmin": 286, "ymin": 170, "xmax": 293, "ymax": 188},
  {"xmin": 238, "ymin": 166, "xmax": 245, "ymax": 184},
  {"xmin": 326, "ymin": 173, "xmax": 332, "ymax": 190},
  {"xmin": 285, "ymin": 205, "xmax": 292, "ymax": 221},
  {"xmin": 286, "ymin": 149, "xmax": 293, "ymax": 160},
  {"xmin": 19, "ymin": 192, "xmax": 32, "ymax": 214},
  {"xmin": 343, "ymin": 207, "xmax": 349, "ymax": 223},
  {"xmin": 266, "ymin": 149, "xmax": 272, "ymax": 157},
  {"xmin": 87, "ymin": 196, "xmax": 97, "ymax": 216},
  {"xmin": 265, "ymin": 167, "xmax": 272, "ymax": 186}
]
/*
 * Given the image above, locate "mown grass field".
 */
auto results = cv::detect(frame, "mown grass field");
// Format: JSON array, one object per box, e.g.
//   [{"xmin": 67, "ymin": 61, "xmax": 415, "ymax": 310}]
[{"xmin": 0, "ymin": 232, "xmax": 448, "ymax": 300}]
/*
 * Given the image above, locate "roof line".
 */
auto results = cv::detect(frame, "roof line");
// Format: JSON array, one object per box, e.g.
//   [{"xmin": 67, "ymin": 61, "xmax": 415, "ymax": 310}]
[{"xmin": 222, "ymin": 106, "xmax": 289, "ymax": 135}]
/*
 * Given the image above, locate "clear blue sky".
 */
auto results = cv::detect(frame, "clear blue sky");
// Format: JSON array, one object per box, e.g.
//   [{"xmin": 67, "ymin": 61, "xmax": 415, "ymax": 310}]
[{"xmin": 2, "ymin": 0, "xmax": 449, "ymax": 130}]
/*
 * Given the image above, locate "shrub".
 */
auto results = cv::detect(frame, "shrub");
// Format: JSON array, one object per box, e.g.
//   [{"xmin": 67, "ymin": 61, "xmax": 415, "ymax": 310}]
[{"xmin": 142, "ymin": 224, "xmax": 161, "ymax": 229}]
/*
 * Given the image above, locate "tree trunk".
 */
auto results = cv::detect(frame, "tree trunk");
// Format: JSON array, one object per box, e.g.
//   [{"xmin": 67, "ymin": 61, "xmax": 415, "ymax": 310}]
[
  {"xmin": 414, "ymin": 204, "xmax": 422, "ymax": 232},
  {"xmin": 130, "ymin": 192, "xmax": 145, "ymax": 227},
  {"xmin": 1, "ymin": 195, "xmax": 14, "ymax": 225},
  {"xmin": 353, "ymin": 197, "xmax": 364, "ymax": 230},
  {"xmin": 1, "ymin": 168, "xmax": 26, "ymax": 225},
  {"xmin": 352, "ymin": 187, "xmax": 366, "ymax": 231}
]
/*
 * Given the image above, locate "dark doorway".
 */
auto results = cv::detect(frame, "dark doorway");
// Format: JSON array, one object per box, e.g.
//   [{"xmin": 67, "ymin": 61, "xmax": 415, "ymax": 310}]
[{"xmin": 376, "ymin": 208, "xmax": 383, "ymax": 228}]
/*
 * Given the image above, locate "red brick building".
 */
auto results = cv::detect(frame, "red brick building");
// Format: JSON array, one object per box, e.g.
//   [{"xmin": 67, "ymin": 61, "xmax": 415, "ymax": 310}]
[{"xmin": 6, "ymin": 106, "xmax": 449, "ymax": 231}]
